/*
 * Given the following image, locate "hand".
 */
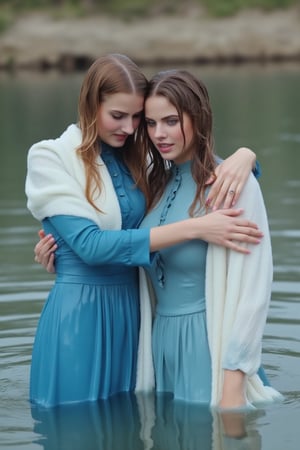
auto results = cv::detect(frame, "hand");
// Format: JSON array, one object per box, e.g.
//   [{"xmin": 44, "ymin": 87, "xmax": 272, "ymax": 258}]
[
  {"xmin": 206, "ymin": 147, "xmax": 256, "ymax": 210},
  {"xmin": 196, "ymin": 208, "xmax": 263, "ymax": 254},
  {"xmin": 34, "ymin": 230, "xmax": 57, "ymax": 273},
  {"xmin": 219, "ymin": 370, "xmax": 247, "ymax": 410}
]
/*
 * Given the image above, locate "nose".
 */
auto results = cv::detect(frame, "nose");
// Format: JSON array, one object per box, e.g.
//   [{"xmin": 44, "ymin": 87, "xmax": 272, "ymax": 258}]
[
  {"xmin": 121, "ymin": 118, "xmax": 135, "ymax": 135},
  {"xmin": 154, "ymin": 123, "xmax": 166, "ymax": 139}
]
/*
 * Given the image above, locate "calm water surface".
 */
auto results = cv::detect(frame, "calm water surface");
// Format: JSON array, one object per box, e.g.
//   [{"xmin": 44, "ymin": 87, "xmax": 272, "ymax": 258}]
[{"xmin": 0, "ymin": 64, "xmax": 299, "ymax": 449}]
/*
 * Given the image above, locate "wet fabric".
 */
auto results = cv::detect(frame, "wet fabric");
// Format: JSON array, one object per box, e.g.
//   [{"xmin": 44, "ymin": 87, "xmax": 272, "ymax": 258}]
[
  {"xmin": 139, "ymin": 160, "xmax": 274, "ymax": 404},
  {"xmin": 29, "ymin": 142, "xmax": 149, "ymax": 407},
  {"xmin": 140, "ymin": 161, "xmax": 213, "ymax": 402}
]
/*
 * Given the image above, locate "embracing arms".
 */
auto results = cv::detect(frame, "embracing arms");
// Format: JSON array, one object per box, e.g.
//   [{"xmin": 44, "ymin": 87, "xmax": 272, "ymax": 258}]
[{"xmin": 33, "ymin": 147, "xmax": 261, "ymax": 271}]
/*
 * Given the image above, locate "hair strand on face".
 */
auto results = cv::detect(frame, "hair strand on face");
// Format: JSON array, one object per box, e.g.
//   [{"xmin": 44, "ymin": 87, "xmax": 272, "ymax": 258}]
[
  {"xmin": 140, "ymin": 70, "xmax": 216, "ymax": 215},
  {"xmin": 75, "ymin": 54, "xmax": 148, "ymax": 211}
]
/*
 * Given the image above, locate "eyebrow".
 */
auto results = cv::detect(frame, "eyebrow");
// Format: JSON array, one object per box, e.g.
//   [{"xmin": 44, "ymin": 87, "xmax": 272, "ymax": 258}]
[
  {"xmin": 145, "ymin": 114, "xmax": 179, "ymax": 120},
  {"xmin": 111, "ymin": 109, "xmax": 143, "ymax": 115}
]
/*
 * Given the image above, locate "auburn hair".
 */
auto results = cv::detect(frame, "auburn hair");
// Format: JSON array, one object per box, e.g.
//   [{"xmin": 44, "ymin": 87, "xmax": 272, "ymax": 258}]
[{"xmin": 77, "ymin": 53, "xmax": 149, "ymax": 211}]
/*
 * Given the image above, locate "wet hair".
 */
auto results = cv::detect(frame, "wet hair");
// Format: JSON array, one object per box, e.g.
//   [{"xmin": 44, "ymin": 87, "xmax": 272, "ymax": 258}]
[
  {"xmin": 77, "ymin": 53, "xmax": 148, "ymax": 211},
  {"xmin": 143, "ymin": 69, "xmax": 216, "ymax": 215}
]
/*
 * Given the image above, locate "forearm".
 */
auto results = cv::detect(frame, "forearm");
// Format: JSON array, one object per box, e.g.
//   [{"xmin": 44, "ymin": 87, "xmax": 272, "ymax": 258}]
[
  {"xmin": 150, "ymin": 207, "xmax": 262, "ymax": 253},
  {"xmin": 149, "ymin": 219, "xmax": 196, "ymax": 252},
  {"xmin": 48, "ymin": 215, "xmax": 152, "ymax": 267}
]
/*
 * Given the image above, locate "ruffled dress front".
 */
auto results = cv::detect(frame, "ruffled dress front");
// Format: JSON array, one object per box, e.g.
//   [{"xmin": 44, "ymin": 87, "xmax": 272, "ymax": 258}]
[
  {"xmin": 30, "ymin": 143, "xmax": 150, "ymax": 407},
  {"xmin": 140, "ymin": 161, "xmax": 212, "ymax": 403}
]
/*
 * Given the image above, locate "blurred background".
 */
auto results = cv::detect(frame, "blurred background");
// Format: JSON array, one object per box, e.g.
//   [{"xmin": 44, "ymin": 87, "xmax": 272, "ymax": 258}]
[{"xmin": 0, "ymin": 1, "xmax": 300, "ymax": 450}]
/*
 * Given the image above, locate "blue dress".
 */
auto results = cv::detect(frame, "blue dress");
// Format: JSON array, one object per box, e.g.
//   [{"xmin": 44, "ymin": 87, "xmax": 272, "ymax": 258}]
[
  {"xmin": 140, "ymin": 160, "xmax": 268, "ymax": 403},
  {"xmin": 30, "ymin": 143, "xmax": 151, "ymax": 407}
]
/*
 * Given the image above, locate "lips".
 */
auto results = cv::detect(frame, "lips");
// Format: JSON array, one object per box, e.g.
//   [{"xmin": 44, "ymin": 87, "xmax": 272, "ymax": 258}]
[
  {"xmin": 157, "ymin": 143, "xmax": 173, "ymax": 152},
  {"xmin": 113, "ymin": 134, "xmax": 128, "ymax": 143}
]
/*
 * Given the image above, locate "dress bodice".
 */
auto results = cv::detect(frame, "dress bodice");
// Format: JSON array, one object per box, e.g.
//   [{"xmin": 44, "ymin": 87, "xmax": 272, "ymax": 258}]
[
  {"xmin": 140, "ymin": 161, "xmax": 208, "ymax": 316},
  {"xmin": 42, "ymin": 142, "xmax": 148, "ymax": 278}
]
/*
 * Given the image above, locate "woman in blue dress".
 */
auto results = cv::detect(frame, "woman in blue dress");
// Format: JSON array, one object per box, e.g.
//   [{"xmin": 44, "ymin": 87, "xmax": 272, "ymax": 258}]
[
  {"xmin": 27, "ymin": 54, "xmax": 263, "ymax": 408},
  {"xmin": 136, "ymin": 69, "xmax": 282, "ymax": 408}
]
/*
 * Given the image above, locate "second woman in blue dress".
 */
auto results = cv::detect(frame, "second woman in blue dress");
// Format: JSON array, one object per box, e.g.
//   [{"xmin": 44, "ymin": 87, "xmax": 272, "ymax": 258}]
[{"xmin": 137, "ymin": 69, "xmax": 282, "ymax": 408}]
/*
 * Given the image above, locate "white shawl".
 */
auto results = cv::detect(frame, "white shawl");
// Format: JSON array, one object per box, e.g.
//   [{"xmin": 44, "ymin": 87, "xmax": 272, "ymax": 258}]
[
  {"xmin": 136, "ymin": 174, "xmax": 283, "ymax": 407},
  {"xmin": 25, "ymin": 124, "xmax": 122, "ymax": 229}
]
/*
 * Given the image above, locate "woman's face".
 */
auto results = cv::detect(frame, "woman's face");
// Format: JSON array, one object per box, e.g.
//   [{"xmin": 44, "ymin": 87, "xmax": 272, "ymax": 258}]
[
  {"xmin": 97, "ymin": 92, "xmax": 144, "ymax": 147},
  {"xmin": 145, "ymin": 95, "xmax": 195, "ymax": 164}
]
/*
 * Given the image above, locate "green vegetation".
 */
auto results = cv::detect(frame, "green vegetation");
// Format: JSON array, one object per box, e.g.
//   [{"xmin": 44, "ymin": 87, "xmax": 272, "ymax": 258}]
[
  {"xmin": 201, "ymin": 0, "xmax": 297, "ymax": 16},
  {"xmin": 0, "ymin": 0, "xmax": 298, "ymax": 31}
]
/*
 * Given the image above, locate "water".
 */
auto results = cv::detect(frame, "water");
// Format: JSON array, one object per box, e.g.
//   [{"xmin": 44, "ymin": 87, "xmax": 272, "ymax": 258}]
[{"xmin": 0, "ymin": 64, "xmax": 299, "ymax": 449}]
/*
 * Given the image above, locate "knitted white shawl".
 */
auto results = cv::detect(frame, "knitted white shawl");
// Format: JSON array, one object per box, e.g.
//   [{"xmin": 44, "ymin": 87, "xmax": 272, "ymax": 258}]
[
  {"xmin": 25, "ymin": 124, "xmax": 122, "ymax": 229},
  {"xmin": 136, "ymin": 174, "xmax": 283, "ymax": 407}
]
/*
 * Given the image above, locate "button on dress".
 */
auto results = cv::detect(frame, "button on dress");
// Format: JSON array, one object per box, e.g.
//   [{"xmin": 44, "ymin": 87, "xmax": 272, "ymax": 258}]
[
  {"xmin": 30, "ymin": 143, "xmax": 150, "ymax": 407},
  {"xmin": 140, "ymin": 160, "xmax": 269, "ymax": 403}
]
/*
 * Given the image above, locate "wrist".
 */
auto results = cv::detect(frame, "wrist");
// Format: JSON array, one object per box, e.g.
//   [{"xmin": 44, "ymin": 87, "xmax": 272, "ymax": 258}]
[
  {"xmin": 220, "ymin": 370, "xmax": 246, "ymax": 409},
  {"xmin": 188, "ymin": 217, "xmax": 205, "ymax": 241}
]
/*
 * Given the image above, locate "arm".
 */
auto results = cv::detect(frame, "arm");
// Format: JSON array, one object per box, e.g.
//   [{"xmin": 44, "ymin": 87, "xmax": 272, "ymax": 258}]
[
  {"xmin": 207, "ymin": 174, "xmax": 273, "ymax": 409},
  {"xmin": 206, "ymin": 147, "xmax": 258, "ymax": 210},
  {"xmin": 219, "ymin": 370, "xmax": 247, "ymax": 409},
  {"xmin": 35, "ymin": 208, "xmax": 263, "ymax": 270}
]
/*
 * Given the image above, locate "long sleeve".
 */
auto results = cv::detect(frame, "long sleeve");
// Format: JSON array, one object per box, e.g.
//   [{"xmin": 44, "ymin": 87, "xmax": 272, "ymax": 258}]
[
  {"xmin": 46, "ymin": 215, "xmax": 152, "ymax": 267},
  {"xmin": 206, "ymin": 173, "xmax": 282, "ymax": 405},
  {"xmin": 220, "ymin": 175, "xmax": 273, "ymax": 374}
]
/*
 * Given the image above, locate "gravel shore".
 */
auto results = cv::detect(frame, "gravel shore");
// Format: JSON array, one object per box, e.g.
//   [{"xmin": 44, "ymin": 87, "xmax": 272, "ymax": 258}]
[{"xmin": 0, "ymin": 6, "xmax": 299, "ymax": 70}]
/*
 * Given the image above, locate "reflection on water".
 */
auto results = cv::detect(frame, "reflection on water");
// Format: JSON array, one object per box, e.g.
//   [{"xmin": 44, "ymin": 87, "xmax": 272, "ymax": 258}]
[
  {"xmin": 30, "ymin": 392, "xmax": 265, "ymax": 450},
  {"xmin": 0, "ymin": 65, "xmax": 299, "ymax": 449}
]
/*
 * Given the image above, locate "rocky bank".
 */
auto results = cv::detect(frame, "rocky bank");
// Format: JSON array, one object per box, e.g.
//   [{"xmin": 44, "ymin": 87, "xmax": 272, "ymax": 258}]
[{"xmin": 0, "ymin": 6, "xmax": 300, "ymax": 70}]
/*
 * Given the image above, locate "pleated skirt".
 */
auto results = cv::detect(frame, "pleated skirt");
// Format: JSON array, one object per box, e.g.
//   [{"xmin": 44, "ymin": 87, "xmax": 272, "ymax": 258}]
[
  {"xmin": 30, "ymin": 270, "xmax": 140, "ymax": 407},
  {"xmin": 152, "ymin": 310, "xmax": 212, "ymax": 403}
]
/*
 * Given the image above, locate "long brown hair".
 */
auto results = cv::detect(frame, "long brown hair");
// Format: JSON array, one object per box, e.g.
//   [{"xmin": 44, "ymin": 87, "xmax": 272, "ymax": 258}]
[
  {"xmin": 77, "ymin": 53, "xmax": 148, "ymax": 211},
  {"xmin": 142, "ymin": 70, "xmax": 216, "ymax": 215}
]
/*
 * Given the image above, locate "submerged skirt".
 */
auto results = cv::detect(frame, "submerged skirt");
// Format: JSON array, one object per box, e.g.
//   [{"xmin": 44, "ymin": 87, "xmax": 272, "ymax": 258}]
[
  {"xmin": 152, "ymin": 308, "xmax": 270, "ymax": 404},
  {"xmin": 30, "ymin": 268, "xmax": 140, "ymax": 407},
  {"xmin": 152, "ymin": 308, "xmax": 212, "ymax": 404}
]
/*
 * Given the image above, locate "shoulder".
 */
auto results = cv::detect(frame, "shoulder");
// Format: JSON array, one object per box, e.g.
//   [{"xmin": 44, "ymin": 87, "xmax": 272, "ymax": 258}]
[
  {"xmin": 28, "ymin": 123, "xmax": 82, "ymax": 156},
  {"xmin": 27, "ymin": 123, "xmax": 83, "ymax": 166}
]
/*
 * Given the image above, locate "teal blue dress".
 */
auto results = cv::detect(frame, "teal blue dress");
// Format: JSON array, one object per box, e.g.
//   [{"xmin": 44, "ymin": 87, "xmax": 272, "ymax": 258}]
[
  {"xmin": 30, "ymin": 143, "xmax": 151, "ymax": 407},
  {"xmin": 140, "ymin": 160, "xmax": 268, "ymax": 403}
]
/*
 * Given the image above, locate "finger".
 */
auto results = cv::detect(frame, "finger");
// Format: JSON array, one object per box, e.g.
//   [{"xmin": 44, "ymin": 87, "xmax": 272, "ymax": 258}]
[
  {"xmin": 223, "ymin": 240, "xmax": 251, "ymax": 254},
  {"xmin": 211, "ymin": 180, "xmax": 233, "ymax": 210},
  {"xmin": 228, "ymin": 227, "xmax": 263, "ymax": 242},
  {"xmin": 38, "ymin": 229, "xmax": 46, "ymax": 239},
  {"xmin": 46, "ymin": 253, "xmax": 56, "ymax": 274},
  {"xmin": 220, "ymin": 210, "xmax": 261, "ymax": 232},
  {"xmin": 236, "ymin": 220, "xmax": 262, "ymax": 232},
  {"xmin": 40, "ymin": 244, "xmax": 57, "ymax": 261},
  {"xmin": 205, "ymin": 174, "xmax": 216, "ymax": 186},
  {"xmin": 223, "ymin": 183, "xmax": 244, "ymax": 209},
  {"xmin": 206, "ymin": 178, "xmax": 225, "ymax": 207},
  {"xmin": 35, "ymin": 236, "xmax": 56, "ymax": 255},
  {"xmin": 222, "ymin": 188, "xmax": 237, "ymax": 209},
  {"xmin": 218, "ymin": 208, "xmax": 244, "ymax": 218}
]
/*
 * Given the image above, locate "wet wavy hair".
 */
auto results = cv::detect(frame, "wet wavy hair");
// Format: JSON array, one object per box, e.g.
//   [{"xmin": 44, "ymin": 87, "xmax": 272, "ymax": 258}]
[{"xmin": 142, "ymin": 69, "xmax": 216, "ymax": 215}]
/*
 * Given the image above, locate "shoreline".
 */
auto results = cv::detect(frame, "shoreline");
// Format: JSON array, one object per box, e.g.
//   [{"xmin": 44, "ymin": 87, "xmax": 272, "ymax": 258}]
[{"xmin": 0, "ymin": 7, "xmax": 300, "ymax": 70}]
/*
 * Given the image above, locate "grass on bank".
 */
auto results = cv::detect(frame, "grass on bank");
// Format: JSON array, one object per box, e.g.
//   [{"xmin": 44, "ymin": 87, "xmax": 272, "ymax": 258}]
[{"xmin": 0, "ymin": 0, "xmax": 298, "ymax": 32}]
